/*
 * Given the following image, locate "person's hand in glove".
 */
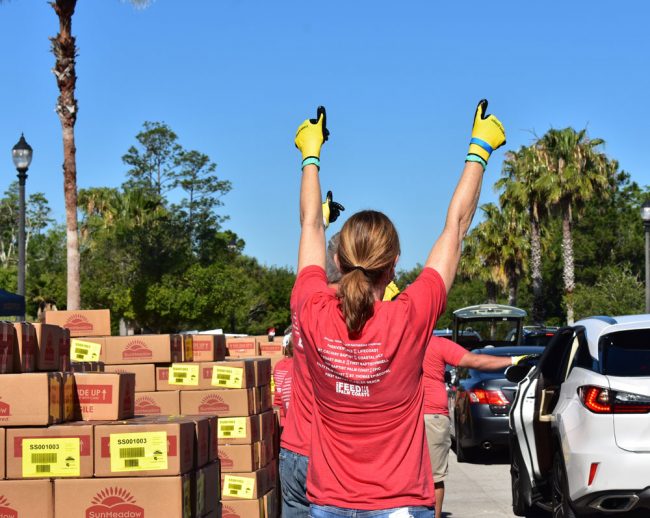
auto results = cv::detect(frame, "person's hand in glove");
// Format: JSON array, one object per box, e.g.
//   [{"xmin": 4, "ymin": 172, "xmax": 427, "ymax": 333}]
[
  {"xmin": 511, "ymin": 354, "xmax": 538, "ymax": 366},
  {"xmin": 466, "ymin": 99, "xmax": 506, "ymax": 169},
  {"xmin": 382, "ymin": 281, "xmax": 400, "ymax": 301},
  {"xmin": 295, "ymin": 106, "xmax": 329, "ymax": 170},
  {"xmin": 322, "ymin": 190, "xmax": 345, "ymax": 229}
]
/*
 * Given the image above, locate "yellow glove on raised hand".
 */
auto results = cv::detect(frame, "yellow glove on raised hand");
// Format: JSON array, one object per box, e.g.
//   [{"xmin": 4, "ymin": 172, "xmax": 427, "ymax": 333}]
[
  {"xmin": 295, "ymin": 106, "xmax": 329, "ymax": 169},
  {"xmin": 322, "ymin": 190, "xmax": 345, "ymax": 229},
  {"xmin": 511, "ymin": 354, "xmax": 534, "ymax": 366},
  {"xmin": 466, "ymin": 99, "xmax": 506, "ymax": 169},
  {"xmin": 383, "ymin": 281, "xmax": 400, "ymax": 301}
]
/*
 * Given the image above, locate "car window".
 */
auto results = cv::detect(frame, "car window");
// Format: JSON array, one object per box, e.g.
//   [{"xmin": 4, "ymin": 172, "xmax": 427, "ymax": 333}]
[
  {"xmin": 600, "ymin": 329, "xmax": 650, "ymax": 377},
  {"xmin": 567, "ymin": 331, "xmax": 595, "ymax": 374},
  {"xmin": 538, "ymin": 327, "xmax": 576, "ymax": 384}
]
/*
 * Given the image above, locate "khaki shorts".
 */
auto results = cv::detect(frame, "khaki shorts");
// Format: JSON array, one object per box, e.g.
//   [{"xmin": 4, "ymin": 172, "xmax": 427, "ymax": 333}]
[{"xmin": 424, "ymin": 414, "xmax": 452, "ymax": 483}]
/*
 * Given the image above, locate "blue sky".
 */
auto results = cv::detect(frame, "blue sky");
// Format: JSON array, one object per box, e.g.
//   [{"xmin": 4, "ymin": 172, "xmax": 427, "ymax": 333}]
[{"xmin": 0, "ymin": 1, "xmax": 648, "ymax": 272}]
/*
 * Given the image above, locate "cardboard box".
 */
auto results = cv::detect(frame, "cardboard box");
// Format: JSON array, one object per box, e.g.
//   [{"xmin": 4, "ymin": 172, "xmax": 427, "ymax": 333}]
[
  {"xmin": 103, "ymin": 334, "xmax": 183, "ymax": 365},
  {"xmin": 258, "ymin": 410, "xmax": 275, "ymax": 440},
  {"xmin": 221, "ymin": 499, "xmax": 265, "ymax": 518},
  {"xmin": 104, "ymin": 363, "xmax": 156, "ymax": 392},
  {"xmin": 218, "ymin": 440, "xmax": 273, "ymax": 473},
  {"xmin": 62, "ymin": 371, "xmax": 76, "ymax": 422},
  {"xmin": 226, "ymin": 337, "xmax": 260, "ymax": 358},
  {"xmin": 11, "ymin": 322, "xmax": 36, "ymax": 373},
  {"xmin": 32, "ymin": 323, "xmax": 60, "ymax": 371},
  {"xmin": 221, "ymin": 464, "xmax": 270, "ymax": 500},
  {"xmin": 201, "ymin": 360, "xmax": 257, "ymax": 389},
  {"xmin": 94, "ymin": 420, "xmax": 195, "ymax": 477},
  {"xmin": 55, "ymin": 475, "xmax": 191, "ymax": 518},
  {"xmin": 0, "ymin": 479, "xmax": 53, "ymax": 517},
  {"xmin": 134, "ymin": 390, "xmax": 180, "ymax": 416},
  {"xmin": 191, "ymin": 334, "xmax": 226, "ymax": 362},
  {"xmin": 0, "ymin": 373, "xmax": 62, "ymax": 426},
  {"xmin": 71, "ymin": 361, "xmax": 105, "ymax": 372},
  {"xmin": 6, "ymin": 423, "xmax": 94, "ymax": 479},
  {"xmin": 264, "ymin": 486, "xmax": 280, "ymax": 518},
  {"xmin": 44, "ymin": 308, "xmax": 111, "ymax": 337},
  {"xmin": 59, "ymin": 327, "xmax": 72, "ymax": 372},
  {"xmin": 259, "ymin": 341, "xmax": 284, "ymax": 357},
  {"xmin": 255, "ymin": 384, "xmax": 273, "ymax": 414},
  {"xmin": 180, "ymin": 388, "xmax": 257, "ymax": 417},
  {"xmin": 156, "ymin": 364, "xmax": 204, "ymax": 391},
  {"xmin": 74, "ymin": 372, "xmax": 135, "ymax": 421},
  {"xmin": 197, "ymin": 460, "xmax": 220, "ymax": 516},
  {"xmin": 0, "ymin": 322, "xmax": 14, "ymax": 374},
  {"xmin": 0, "ymin": 428, "xmax": 5, "ymax": 480},
  {"xmin": 217, "ymin": 414, "xmax": 261, "ymax": 446}
]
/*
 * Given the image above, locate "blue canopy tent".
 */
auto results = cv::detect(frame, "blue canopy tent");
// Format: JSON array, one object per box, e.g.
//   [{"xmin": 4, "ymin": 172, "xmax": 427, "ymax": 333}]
[{"xmin": 0, "ymin": 289, "xmax": 25, "ymax": 317}]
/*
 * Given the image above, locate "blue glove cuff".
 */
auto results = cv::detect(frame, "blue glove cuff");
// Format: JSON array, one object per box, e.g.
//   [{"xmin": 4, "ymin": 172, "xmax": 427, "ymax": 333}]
[
  {"xmin": 469, "ymin": 137, "xmax": 494, "ymax": 154},
  {"xmin": 302, "ymin": 157, "xmax": 320, "ymax": 170},
  {"xmin": 465, "ymin": 154, "xmax": 487, "ymax": 169}
]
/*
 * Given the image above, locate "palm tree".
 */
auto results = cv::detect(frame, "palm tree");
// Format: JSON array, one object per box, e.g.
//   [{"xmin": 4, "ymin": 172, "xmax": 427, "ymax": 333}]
[
  {"xmin": 498, "ymin": 145, "xmax": 549, "ymax": 323},
  {"xmin": 539, "ymin": 128, "xmax": 613, "ymax": 324},
  {"xmin": 49, "ymin": 0, "xmax": 149, "ymax": 309}
]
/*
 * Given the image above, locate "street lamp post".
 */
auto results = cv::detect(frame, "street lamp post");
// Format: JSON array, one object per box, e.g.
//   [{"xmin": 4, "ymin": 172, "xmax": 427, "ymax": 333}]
[
  {"xmin": 641, "ymin": 201, "xmax": 650, "ymax": 313},
  {"xmin": 11, "ymin": 134, "xmax": 33, "ymax": 318}
]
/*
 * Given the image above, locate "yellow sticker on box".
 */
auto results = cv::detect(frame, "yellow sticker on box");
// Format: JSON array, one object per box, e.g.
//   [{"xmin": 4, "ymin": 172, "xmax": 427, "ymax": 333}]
[
  {"xmin": 22, "ymin": 437, "xmax": 81, "ymax": 478},
  {"xmin": 109, "ymin": 431, "xmax": 168, "ymax": 472},
  {"xmin": 211, "ymin": 366, "xmax": 244, "ymax": 388},
  {"xmin": 169, "ymin": 363, "xmax": 199, "ymax": 386},
  {"xmin": 218, "ymin": 417, "xmax": 248, "ymax": 439},
  {"xmin": 223, "ymin": 474, "xmax": 256, "ymax": 499},
  {"xmin": 71, "ymin": 339, "xmax": 102, "ymax": 362}
]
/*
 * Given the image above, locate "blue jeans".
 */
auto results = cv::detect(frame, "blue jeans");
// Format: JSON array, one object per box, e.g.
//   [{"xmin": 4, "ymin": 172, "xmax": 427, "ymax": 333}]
[
  {"xmin": 279, "ymin": 448, "xmax": 310, "ymax": 518},
  {"xmin": 310, "ymin": 505, "xmax": 435, "ymax": 517}
]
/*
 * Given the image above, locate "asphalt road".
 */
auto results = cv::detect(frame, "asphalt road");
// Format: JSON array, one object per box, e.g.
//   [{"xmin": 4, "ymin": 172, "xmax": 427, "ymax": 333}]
[{"xmin": 442, "ymin": 449, "xmax": 520, "ymax": 518}]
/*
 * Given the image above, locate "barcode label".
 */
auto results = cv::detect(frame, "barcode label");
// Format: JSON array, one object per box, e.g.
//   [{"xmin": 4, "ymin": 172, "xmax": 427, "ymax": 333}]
[
  {"xmin": 109, "ymin": 431, "xmax": 168, "ymax": 472},
  {"xmin": 120, "ymin": 447, "xmax": 145, "ymax": 459},
  {"xmin": 31, "ymin": 453, "xmax": 57, "ymax": 464},
  {"xmin": 228, "ymin": 482, "xmax": 242, "ymax": 491},
  {"xmin": 35, "ymin": 465, "xmax": 51, "ymax": 473},
  {"xmin": 175, "ymin": 372, "xmax": 187, "ymax": 378}
]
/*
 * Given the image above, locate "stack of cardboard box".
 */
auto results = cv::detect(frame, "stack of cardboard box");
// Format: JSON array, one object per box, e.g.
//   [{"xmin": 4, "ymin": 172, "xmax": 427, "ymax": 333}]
[{"xmin": 0, "ymin": 311, "xmax": 243, "ymax": 517}]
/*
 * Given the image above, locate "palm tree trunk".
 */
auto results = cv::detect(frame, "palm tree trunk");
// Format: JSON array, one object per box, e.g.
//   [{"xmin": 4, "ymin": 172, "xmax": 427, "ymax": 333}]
[
  {"xmin": 507, "ymin": 272, "xmax": 518, "ymax": 306},
  {"xmin": 561, "ymin": 200, "xmax": 576, "ymax": 325},
  {"xmin": 51, "ymin": 0, "xmax": 81, "ymax": 310},
  {"xmin": 530, "ymin": 206, "xmax": 544, "ymax": 324},
  {"xmin": 486, "ymin": 281, "xmax": 498, "ymax": 304}
]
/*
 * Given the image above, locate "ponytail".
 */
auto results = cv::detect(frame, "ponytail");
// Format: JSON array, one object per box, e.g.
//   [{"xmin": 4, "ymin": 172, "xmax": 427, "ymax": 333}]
[{"xmin": 336, "ymin": 210, "xmax": 400, "ymax": 335}]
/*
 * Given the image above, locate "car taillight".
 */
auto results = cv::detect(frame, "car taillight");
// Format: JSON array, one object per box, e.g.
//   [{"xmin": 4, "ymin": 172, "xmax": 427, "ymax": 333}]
[
  {"xmin": 468, "ymin": 389, "xmax": 509, "ymax": 406},
  {"xmin": 578, "ymin": 385, "xmax": 650, "ymax": 414}
]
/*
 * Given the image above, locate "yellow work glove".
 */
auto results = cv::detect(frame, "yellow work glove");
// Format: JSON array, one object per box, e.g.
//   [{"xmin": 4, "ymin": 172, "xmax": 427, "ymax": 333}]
[
  {"xmin": 511, "ymin": 354, "xmax": 535, "ymax": 366},
  {"xmin": 295, "ymin": 106, "xmax": 329, "ymax": 169},
  {"xmin": 383, "ymin": 281, "xmax": 400, "ymax": 301},
  {"xmin": 466, "ymin": 99, "xmax": 506, "ymax": 169},
  {"xmin": 322, "ymin": 190, "xmax": 345, "ymax": 229}
]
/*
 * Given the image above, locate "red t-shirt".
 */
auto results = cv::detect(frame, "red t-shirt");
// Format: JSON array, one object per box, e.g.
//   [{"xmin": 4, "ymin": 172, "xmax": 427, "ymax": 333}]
[
  {"xmin": 273, "ymin": 357, "xmax": 293, "ymax": 426},
  {"xmin": 293, "ymin": 265, "xmax": 446, "ymax": 510},
  {"xmin": 422, "ymin": 336, "xmax": 468, "ymax": 415},
  {"xmin": 280, "ymin": 363, "xmax": 293, "ymax": 416}
]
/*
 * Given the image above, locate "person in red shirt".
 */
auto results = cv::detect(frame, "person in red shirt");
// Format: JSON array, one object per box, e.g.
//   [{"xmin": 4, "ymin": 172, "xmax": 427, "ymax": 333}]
[
  {"xmin": 291, "ymin": 101, "xmax": 506, "ymax": 517},
  {"xmin": 423, "ymin": 336, "xmax": 529, "ymax": 517},
  {"xmin": 273, "ymin": 329, "xmax": 294, "ymax": 429}
]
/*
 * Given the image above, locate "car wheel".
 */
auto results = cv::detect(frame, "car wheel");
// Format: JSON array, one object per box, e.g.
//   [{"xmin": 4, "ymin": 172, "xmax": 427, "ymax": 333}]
[
  {"xmin": 551, "ymin": 451, "xmax": 576, "ymax": 518},
  {"xmin": 454, "ymin": 417, "xmax": 473, "ymax": 463},
  {"xmin": 511, "ymin": 442, "xmax": 532, "ymax": 516}
]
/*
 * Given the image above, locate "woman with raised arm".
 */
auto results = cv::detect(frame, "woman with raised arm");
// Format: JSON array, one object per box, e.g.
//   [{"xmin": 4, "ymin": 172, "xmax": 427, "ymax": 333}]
[{"xmin": 291, "ymin": 101, "xmax": 505, "ymax": 518}]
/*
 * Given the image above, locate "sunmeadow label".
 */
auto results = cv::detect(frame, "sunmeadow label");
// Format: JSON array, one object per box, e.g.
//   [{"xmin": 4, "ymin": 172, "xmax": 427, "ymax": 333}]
[
  {"xmin": 85, "ymin": 487, "xmax": 144, "ymax": 518},
  {"xmin": 122, "ymin": 340, "xmax": 152, "ymax": 360},
  {"xmin": 64, "ymin": 314, "xmax": 94, "ymax": 332},
  {"xmin": 0, "ymin": 496, "xmax": 17, "ymax": 518}
]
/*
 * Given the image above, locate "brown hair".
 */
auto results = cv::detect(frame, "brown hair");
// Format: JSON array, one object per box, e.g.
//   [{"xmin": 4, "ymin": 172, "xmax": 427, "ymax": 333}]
[{"xmin": 336, "ymin": 210, "xmax": 400, "ymax": 334}]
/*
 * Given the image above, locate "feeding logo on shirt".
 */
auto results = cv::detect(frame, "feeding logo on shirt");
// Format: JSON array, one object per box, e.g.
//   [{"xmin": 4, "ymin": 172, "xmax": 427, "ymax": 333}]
[{"xmin": 335, "ymin": 381, "xmax": 370, "ymax": 397}]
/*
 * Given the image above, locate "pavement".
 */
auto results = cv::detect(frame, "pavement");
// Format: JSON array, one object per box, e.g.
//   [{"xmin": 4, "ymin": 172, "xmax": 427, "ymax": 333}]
[{"xmin": 442, "ymin": 449, "xmax": 521, "ymax": 518}]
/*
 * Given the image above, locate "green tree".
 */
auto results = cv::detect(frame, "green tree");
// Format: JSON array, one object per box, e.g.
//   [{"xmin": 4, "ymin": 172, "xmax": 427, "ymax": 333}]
[
  {"xmin": 123, "ymin": 121, "xmax": 182, "ymax": 197},
  {"xmin": 498, "ymin": 145, "xmax": 549, "ymax": 323},
  {"xmin": 539, "ymin": 128, "xmax": 614, "ymax": 324},
  {"xmin": 573, "ymin": 264, "xmax": 644, "ymax": 321}
]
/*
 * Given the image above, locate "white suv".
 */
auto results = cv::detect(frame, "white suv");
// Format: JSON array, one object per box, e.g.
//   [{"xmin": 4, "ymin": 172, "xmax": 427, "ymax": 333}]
[{"xmin": 507, "ymin": 315, "xmax": 650, "ymax": 517}]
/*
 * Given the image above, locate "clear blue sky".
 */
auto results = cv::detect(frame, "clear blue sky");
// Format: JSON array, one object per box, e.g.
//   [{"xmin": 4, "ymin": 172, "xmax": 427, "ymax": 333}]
[{"xmin": 0, "ymin": 1, "xmax": 648, "ymax": 272}]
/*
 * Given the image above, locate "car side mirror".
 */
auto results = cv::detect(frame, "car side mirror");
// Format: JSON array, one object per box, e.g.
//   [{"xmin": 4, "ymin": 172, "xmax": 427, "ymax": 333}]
[
  {"xmin": 444, "ymin": 371, "xmax": 452, "ymax": 384},
  {"xmin": 505, "ymin": 365, "xmax": 532, "ymax": 383}
]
